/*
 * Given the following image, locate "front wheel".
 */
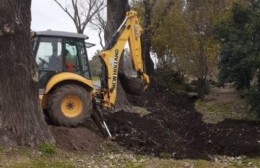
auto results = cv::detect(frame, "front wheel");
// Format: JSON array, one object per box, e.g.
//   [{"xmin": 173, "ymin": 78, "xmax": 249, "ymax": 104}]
[{"xmin": 48, "ymin": 84, "xmax": 92, "ymax": 126}]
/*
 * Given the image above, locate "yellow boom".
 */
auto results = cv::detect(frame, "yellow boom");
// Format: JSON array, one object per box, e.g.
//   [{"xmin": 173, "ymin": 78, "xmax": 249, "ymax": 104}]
[{"xmin": 99, "ymin": 10, "xmax": 150, "ymax": 109}]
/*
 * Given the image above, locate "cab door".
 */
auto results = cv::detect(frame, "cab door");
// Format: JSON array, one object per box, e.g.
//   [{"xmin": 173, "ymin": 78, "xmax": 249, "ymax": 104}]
[
  {"xmin": 63, "ymin": 39, "xmax": 91, "ymax": 79},
  {"xmin": 34, "ymin": 37, "xmax": 63, "ymax": 89}
]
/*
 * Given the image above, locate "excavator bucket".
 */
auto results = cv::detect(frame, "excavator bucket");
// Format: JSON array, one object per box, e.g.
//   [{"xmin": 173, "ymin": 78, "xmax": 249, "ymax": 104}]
[{"xmin": 119, "ymin": 73, "xmax": 145, "ymax": 95}]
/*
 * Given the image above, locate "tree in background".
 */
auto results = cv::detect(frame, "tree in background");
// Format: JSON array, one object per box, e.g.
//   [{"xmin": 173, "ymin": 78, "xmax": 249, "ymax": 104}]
[
  {"xmin": 0, "ymin": 0, "xmax": 54, "ymax": 146},
  {"xmin": 184, "ymin": 0, "xmax": 226, "ymax": 98},
  {"xmin": 132, "ymin": 0, "xmax": 175, "ymax": 76},
  {"xmin": 89, "ymin": 50, "xmax": 102, "ymax": 77},
  {"xmin": 54, "ymin": 0, "xmax": 106, "ymax": 34},
  {"xmin": 151, "ymin": 0, "xmax": 228, "ymax": 98},
  {"xmin": 216, "ymin": 1, "xmax": 260, "ymax": 114},
  {"xmin": 90, "ymin": 10, "xmax": 106, "ymax": 49},
  {"xmin": 216, "ymin": 1, "xmax": 259, "ymax": 89}
]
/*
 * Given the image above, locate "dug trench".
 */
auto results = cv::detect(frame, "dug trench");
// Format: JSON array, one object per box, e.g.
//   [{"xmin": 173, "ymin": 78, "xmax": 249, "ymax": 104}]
[{"xmin": 49, "ymin": 80, "xmax": 260, "ymax": 159}]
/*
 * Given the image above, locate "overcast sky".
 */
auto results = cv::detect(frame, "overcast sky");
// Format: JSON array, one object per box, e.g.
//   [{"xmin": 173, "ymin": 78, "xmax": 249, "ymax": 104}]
[
  {"xmin": 31, "ymin": 0, "xmax": 157, "ymax": 66},
  {"xmin": 31, "ymin": 0, "xmax": 100, "ymax": 59}
]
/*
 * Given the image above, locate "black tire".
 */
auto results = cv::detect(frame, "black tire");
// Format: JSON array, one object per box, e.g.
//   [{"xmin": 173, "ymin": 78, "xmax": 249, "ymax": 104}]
[{"xmin": 48, "ymin": 84, "xmax": 92, "ymax": 126}]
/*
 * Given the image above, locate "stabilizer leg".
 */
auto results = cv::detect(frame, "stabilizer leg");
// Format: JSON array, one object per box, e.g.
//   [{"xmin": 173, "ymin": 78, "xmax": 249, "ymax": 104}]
[{"xmin": 92, "ymin": 99, "xmax": 112, "ymax": 138}]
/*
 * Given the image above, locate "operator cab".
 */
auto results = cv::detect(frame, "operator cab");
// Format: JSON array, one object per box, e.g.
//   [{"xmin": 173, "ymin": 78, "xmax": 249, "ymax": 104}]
[{"xmin": 31, "ymin": 30, "xmax": 92, "ymax": 89}]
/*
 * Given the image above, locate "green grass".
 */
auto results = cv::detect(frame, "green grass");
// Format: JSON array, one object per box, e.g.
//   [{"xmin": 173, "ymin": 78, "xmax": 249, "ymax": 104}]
[
  {"xmin": 0, "ymin": 147, "xmax": 259, "ymax": 168},
  {"xmin": 0, "ymin": 148, "xmax": 73, "ymax": 168},
  {"xmin": 14, "ymin": 158, "xmax": 75, "ymax": 168},
  {"xmin": 195, "ymin": 98, "xmax": 258, "ymax": 123},
  {"xmin": 195, "ymin": 100, "xmax": 232, "ymax": 115},
  {"xmin": 38, "ymin": 143, "xmax": 56, "ymax": 156},
  {"xmin": 194, "ymin": 160, "xmax": 211, "ymax": 168},
  {"xmin": 230, "ymin": 157, "xmax": 260, "ymax": 168},
  {"xmin": 144, "ymin": 157, "xmax": 260, "ymax": 168},
  {"xmin": 123, "ymin": 160, "xmax": 145, "ymax": 168}
]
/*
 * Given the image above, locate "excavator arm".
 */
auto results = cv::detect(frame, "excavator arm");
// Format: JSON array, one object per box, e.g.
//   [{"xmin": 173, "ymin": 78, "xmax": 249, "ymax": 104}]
[
  {"xmin": 92, "ymin": 10, "xmax": 150, "ymax": 137},
  {"xmin": 99, "ymin": 10, "xmax": 150, "ymax": 109}
]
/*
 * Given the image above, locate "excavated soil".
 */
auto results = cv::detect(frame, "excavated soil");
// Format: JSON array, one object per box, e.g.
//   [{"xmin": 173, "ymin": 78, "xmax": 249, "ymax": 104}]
[
  {"xmin": 50, "ymin": 80, "xmax": 260, "ymax": 159},
  {"xmin": 49, "ymin": 119, "xmax": 103, "ymax": 153}
]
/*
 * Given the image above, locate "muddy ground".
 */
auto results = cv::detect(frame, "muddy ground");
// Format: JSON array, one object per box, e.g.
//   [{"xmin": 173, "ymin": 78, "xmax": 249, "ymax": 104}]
[{"xmin": 50, "ymin": 80, "xmax": 260, "ymax": 160}]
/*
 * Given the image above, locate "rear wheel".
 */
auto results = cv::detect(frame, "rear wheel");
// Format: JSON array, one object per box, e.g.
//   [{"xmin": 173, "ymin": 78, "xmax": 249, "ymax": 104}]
[{"xmin": 48, "ymin": 84, "xmax": 92, "ymax": 126}]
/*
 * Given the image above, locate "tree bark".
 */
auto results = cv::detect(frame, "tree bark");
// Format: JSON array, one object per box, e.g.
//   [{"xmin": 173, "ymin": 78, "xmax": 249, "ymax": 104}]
[
  {"xmin": 105, "ymin": 0, "xmax": 129, "ymax": 43},
  {"xmin": 105, "ymin": 0, "xmax": 130, "ymax": 110},
  {"xmin": 0, "ymin": 0, "xmax": 54, "ymax": 147},
  {"xmin": 142, "ymin": 0, "xmax": 174, "ymax": 76},
  {"xmin": 142, "ymin": 0, "xmax": 155, "ymax": 76}
]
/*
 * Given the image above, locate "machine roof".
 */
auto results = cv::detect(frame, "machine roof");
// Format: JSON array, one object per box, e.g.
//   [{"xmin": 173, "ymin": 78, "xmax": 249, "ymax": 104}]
[{"xmin": 35, "ymin": 30, "xmax": 89, "ymax": 39}]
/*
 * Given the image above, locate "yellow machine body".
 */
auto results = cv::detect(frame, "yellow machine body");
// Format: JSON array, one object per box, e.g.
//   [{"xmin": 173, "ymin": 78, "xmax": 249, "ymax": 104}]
[
  {"xmin": 99, "ymin": 10, "xmax": 150, "ymax": 109},
  {"xmin": 34, "ymin": 10, "xmax": 149, "ymax": 128}
]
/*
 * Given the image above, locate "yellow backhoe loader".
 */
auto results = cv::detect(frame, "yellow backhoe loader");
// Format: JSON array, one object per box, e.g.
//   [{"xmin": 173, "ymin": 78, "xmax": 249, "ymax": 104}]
[{"xmin": 31, "ymin": 10, "xmax": 149, "ymax": 136}]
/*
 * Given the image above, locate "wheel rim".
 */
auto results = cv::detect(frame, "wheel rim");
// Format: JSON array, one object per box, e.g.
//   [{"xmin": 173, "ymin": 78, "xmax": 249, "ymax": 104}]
[{"xmin": 60, "ymin": 95, "xmax": 83, "ymax": 118}]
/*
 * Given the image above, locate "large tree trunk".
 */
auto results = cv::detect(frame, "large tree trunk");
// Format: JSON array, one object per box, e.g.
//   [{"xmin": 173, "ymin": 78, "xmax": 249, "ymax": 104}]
[
  {"xmin": 142, "ymin": 1, "xmax": 154, "ymax": 76},
  {"xmin": 0, "ymin": 0, "xmax": 54, "ymax": 147},
  {"xmin": 105, "ymin": 0, "xmax": 131, "ymax": 110},
  {"xmin": 105, "ymin": 0, "xmax": 129, "ymax": 43}
]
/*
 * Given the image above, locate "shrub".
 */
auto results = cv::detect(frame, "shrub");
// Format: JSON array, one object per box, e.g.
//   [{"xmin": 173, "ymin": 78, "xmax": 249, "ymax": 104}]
[
  {"xmin": 247, "ymin": 89, "xmax": 260, "ymax": 117},
  {"xmin": 155, "ymin": 68, "xmax": 186, "ymax": 91},
  {"xmin": 38, "ymin": 143, "xmax": 56, "ymax": 156}
]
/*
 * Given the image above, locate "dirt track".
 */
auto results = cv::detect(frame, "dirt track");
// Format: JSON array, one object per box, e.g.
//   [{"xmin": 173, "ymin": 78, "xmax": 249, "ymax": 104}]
[{"xmin": 50, "ymin": 81, "xmax": 260, "ymax": 159}]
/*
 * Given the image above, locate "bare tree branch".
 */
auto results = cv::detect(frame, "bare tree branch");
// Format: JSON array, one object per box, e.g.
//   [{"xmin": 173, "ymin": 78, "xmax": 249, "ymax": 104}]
[
  {"xmin": 53, "ymin": 0, "xmax": 106, "ymax": 34},
  {"xmin": 53, "ymin": 0, "xmax": 74, "ymax": 21},
  {"xmin": 90, "ymin": 9, "xmax": 106, "ymax": 49},
  {"xmin": 81, "ymin": 0, "xmax": 105, "ymax": 32}
]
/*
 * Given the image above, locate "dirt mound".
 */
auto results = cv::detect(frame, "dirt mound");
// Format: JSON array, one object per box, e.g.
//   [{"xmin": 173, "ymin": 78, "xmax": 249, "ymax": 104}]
[
  {"xmin": 49, "ymin": 119, "xmax": 103, "ymax": 152},
  {"xmin": 207, "ymin": 119, "xmax": 260, "ymax": 156},
  {"xmin": 50, "ymin": 80, "xmax": 260, "ymax": 159},
  {"xmin": 106, "ymin": 81, "xmax": 260, "ymax": 159}
]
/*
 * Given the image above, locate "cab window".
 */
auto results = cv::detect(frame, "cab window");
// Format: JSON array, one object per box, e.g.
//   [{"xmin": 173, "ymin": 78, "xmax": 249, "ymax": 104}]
[
  {"xmin": 36, "ymin": 37, "xmax": 62, "ymax": 72},
  {"xmin": 64, "ymin": 39, "xmax": 91, "ymax": 79}
]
